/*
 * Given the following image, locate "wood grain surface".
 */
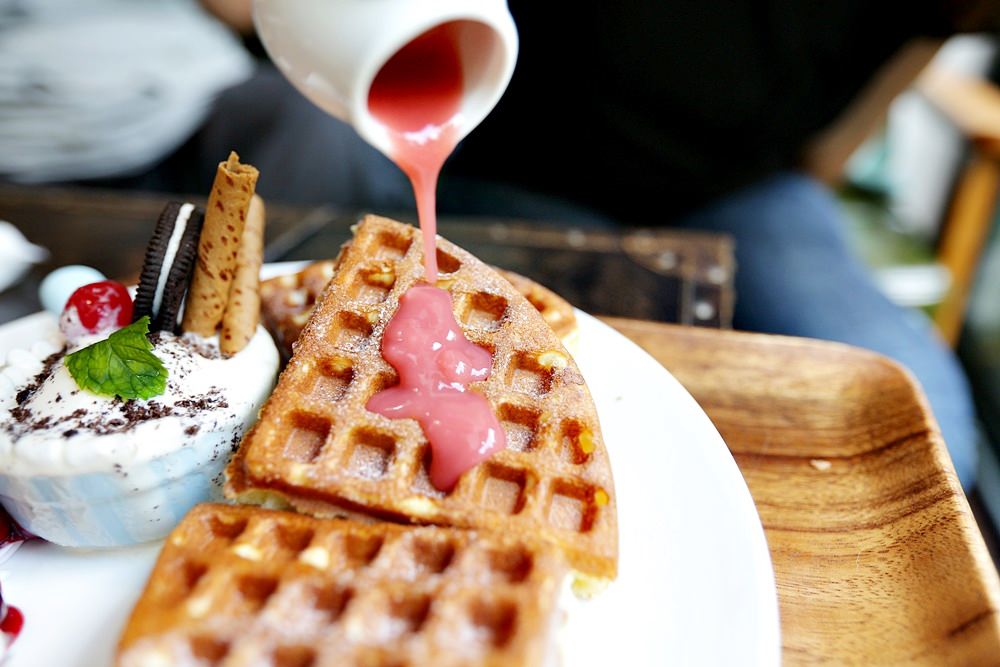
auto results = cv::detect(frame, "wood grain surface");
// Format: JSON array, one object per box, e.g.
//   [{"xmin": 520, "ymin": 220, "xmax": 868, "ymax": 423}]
[{"xmin": 604, "ymin": 317, "xmax": 1000, "ymax": 665}]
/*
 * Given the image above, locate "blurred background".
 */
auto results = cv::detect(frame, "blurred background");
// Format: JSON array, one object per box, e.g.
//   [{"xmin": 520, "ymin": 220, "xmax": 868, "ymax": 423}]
[{"xmin": 1, "ymin": 1, "xmax": 1000, "ymax": 550}]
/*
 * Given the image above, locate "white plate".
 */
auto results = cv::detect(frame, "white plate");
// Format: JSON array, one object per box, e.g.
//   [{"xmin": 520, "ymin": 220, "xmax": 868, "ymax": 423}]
[{"xmin": 1, "ymin": 263, "xmax": 780, "ymax": 666}]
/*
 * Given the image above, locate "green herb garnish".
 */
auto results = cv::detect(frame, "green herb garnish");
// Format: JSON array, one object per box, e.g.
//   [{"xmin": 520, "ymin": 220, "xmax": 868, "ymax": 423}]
[{"xmin": 65, "ymin": 316, "xmax": 168, "ymax": 400}]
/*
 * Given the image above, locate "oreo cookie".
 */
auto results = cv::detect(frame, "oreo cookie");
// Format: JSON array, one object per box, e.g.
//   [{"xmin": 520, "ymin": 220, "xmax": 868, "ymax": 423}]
[{"xmin": 133, "ymin": 202, "xmax": 205, "ymax": 333}]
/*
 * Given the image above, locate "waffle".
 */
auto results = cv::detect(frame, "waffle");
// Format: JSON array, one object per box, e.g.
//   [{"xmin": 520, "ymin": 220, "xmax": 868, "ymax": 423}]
[
  {"xmin": 228, "ymin": 215, "xmax": 617, "ymax": 581},
  {"xmin": 260, "ymin": 259, "xmax": 339, "ymax": 360},
  {"xmin": 494, "ymin": 269, "xmax": 577, "ymax": 344},
  {"xmin": 261, "ymin": 261, "xmax": 577, "ymax": 359},
  {"xmin": 117, "ymin": 503, "xmax": 565, "ymax": 667}
]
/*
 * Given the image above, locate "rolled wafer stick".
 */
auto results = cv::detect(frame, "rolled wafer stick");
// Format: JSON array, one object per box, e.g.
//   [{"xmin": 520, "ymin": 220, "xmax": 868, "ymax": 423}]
[
  {"xmin": 181, "ymin": 151, "xmax": 259, "ymax": 336},
  {"xmin": 220, "ymin": 194, "xmax": 265, "ymax": 356}
]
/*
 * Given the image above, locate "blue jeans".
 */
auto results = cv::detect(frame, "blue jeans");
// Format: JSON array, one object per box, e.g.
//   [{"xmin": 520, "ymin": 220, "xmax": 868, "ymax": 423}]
[{"xmin": 672, "ymin": 173, "xmax": 977, "ymax": 488}]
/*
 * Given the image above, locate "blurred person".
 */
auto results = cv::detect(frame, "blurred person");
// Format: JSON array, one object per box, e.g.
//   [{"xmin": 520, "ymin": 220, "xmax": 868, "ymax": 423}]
[
  {"xmin": 4, "ymin": 0, "xmax": 997, "ymax": 489},
  {"xmin": 0, "ymin": 0, "xmax": 405, "ymax": 208},
  {"xmin": 0, "ymin": 0, "xmax": 254, "ymax": 182}
]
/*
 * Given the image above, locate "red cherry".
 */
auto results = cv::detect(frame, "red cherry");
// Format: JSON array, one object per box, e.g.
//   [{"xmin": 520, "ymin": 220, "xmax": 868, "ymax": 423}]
[
  {"xmin": 64, "ymin": 281, "xmax": 133, "ymax": 332},
  {"xmin": 0, "ymin": 605, "xmax": 23, "ymax": 640}
]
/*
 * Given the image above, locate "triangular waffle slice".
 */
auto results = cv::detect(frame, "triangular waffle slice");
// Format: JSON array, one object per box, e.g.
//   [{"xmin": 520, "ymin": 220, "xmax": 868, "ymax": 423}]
[
  {"xmin": 117, "ymin": 503, "xmax": 566, "ymax": 667},
  {"xmin": 261, "ymin": 261, "xmax": 577, "ymax": 359},
  {"xmin": 227, "ymin": 215, "xmax": 617, "ymax": 581}
]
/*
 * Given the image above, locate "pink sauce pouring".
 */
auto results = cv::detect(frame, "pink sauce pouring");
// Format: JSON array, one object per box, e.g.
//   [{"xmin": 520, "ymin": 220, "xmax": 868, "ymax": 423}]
[
  {"xmin": 366, "ymin": 22, "xmax": 506, "ymax": 491},
  {"xmin": 367, "ymin": 21, "xmax": 466, "ymax": 283}
]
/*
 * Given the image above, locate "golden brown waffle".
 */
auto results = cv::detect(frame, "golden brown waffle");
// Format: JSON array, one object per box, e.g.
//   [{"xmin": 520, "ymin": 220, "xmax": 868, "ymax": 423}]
[
  {"xmin": 261, "ymin": 260, "xmax": 577, "ymax": 359},
  {"xmin": 260, "ymin": 259, "xmax": 340, "ymax": 358},
  {"xmin": 494, "ymin": 269, "xmax": 576, "ymax": 343},
  {"xmin": 117, "ymin": 503, "xmax": 565, "ymax": 667},
  {"xmin": 229, "ymin": 215, "xmax": 617, "ymax": 581}
]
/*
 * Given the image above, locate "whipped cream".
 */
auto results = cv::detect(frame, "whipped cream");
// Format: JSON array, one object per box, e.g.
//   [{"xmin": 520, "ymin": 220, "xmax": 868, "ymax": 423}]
[
  {"xmin": 0, "ymin": 326, "xmax": 277, "ymax": 476},
  {"xmin": 0, "ymin": 321, "xmax": 278, "ymax": 546}
]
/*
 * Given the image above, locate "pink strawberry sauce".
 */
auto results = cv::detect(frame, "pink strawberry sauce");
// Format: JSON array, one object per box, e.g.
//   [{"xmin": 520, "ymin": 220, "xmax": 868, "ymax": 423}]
[
  {"xmin": 365, "ymin": 285, "xmax": 505, "ymax": 491},
  {"xmin": 366, "ymin": 22, "xmax": 507, "ymax": 489},
  {"xmin": 367, "ymin": 20, "xmax": 465, "ymax": 284}
]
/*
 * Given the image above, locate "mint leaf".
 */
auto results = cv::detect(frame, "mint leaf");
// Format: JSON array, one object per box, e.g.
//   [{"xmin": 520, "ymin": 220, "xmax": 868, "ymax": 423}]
[{"xmin": 65, "ymin": 316, "xmax": 168, "ymax": 400}]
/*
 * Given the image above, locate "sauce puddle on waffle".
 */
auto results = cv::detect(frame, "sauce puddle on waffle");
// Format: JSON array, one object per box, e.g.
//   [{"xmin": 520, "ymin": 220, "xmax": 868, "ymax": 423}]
[
  {"xmin": 367, "ymin": 22, "xmax": 507, "ymax": 489},
  {"xmin": 366, "ymin": 285, "xmax": 505, "ymax": 491}
]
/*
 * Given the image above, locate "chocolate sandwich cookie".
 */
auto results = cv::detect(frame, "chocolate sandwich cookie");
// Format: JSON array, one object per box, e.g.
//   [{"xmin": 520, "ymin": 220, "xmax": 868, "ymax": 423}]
[{"xmin": 133, "ymin": 202, "xmax": 205, "ymax": 333}]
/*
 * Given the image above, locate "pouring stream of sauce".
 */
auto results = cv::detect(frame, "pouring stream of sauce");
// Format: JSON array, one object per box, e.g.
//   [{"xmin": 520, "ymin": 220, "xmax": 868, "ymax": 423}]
[
  {"xmin": 366, "ymin": 22, "xmax": 507, "ymax": 491},
  {"xmin": 367, "ymin": 21, "xmax": 467, "ymax": 284}
]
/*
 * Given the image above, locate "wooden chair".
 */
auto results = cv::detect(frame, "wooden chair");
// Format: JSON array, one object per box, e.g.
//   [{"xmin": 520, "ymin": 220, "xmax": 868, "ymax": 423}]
[
  {"xmin": 916, "ymin": 66, "xmax": 1000, "ymax": 345},
  {"xmin": 803, "ymin": 39, "xmax": 1000, "ymax": 346}
]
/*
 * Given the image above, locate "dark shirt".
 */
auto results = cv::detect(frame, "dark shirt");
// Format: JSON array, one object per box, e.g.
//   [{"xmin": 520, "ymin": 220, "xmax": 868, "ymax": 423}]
[{"xmin": 448, "ymin": 1, "xmax": 945, "ymax": 222}]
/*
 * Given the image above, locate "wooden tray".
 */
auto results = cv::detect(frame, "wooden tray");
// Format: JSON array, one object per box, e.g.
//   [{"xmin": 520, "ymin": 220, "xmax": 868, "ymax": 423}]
[{"xmin": 605, "ymin": 319, "xmax": 1000, "ymax": 665}]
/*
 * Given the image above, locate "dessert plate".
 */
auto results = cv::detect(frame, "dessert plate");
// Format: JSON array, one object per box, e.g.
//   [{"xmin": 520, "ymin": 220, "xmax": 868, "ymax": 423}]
[{"xmin": 0, "ymin": 263, "xmax": 780, "ymax": 666}]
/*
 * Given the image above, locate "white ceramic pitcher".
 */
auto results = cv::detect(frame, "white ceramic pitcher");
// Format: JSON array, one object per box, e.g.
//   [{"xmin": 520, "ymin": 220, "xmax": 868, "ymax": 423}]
[{"xmin": 253, "ymin": 0, "xmax": 519, "ymax": 158}]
